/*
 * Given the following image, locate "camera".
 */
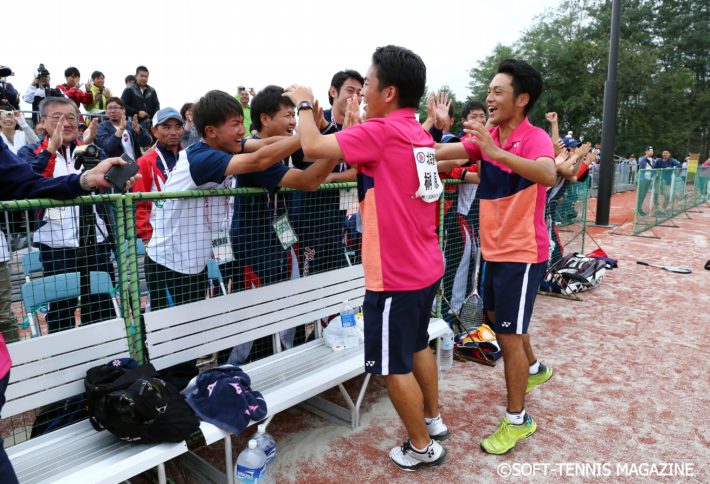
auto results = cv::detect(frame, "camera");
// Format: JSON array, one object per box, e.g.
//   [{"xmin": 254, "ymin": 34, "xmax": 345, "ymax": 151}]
[
  {"xmin": 35, "ymin": 63, "xmax": 50, "ymax": 78},
  {"xmin": 73, "ymin": 143, "xmax": 102, "ymax": 171},
  {"xmin": 0, "ymin": 65, "xmax": 13, "ymax": 78}
]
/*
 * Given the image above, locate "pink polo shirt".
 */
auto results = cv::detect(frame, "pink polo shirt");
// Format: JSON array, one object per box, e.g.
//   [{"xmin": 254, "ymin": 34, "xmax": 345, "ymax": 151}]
[
  {"xmin": 335, "ymin": 108, "xmax": 444, "ymax": 291},
  {"xmin": 462, "ymin": 117, "xmax": 554, "ymax": 263}
]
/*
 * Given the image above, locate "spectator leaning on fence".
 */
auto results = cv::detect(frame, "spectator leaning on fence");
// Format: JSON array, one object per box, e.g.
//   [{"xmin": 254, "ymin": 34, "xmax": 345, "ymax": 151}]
[
  {"xmin": 436, "ymin": 58, "xmax": 557, "ymax": 456},
  {"xmin": 142, "ymin": 90, "xmax": 302, "ymax": 313},
  {"xmin": 95, "ymin": 97, "xmax": 152, "ymax": 160},
  {"xmin": 132, "ymin": 107, "xmax": 185, "ymax": 243},
  {"xmin": 288, "ymin": 70, "xmax": 363, "ymax": 276},
  {"xmin": 284, "ymin": 45, "xmax": 449, "ymax": 472},
  {"xmin": 0, "ymin": 138, "xmax": 140, "ymax": 484},
  {"xmin": 17, "ymin": 97, "xmax": 115, "ymax": 333}
]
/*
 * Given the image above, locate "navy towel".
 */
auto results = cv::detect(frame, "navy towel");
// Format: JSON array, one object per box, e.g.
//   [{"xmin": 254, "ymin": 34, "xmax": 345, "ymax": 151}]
[{"xmin": 181, "ymin": 365, "xmax": 267, "ymax": 434}]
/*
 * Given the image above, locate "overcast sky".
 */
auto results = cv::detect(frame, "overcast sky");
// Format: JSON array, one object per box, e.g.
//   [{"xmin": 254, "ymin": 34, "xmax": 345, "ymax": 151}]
[{"xmin": 4, "ymin": 0, "xmax": 562, "ymax": 112}]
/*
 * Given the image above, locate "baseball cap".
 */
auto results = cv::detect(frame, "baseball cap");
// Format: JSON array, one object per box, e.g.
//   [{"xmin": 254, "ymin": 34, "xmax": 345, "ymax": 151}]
[
  {"xmin": 645, "ymin": 145, "xmax": 653, "ymax": 151},
  {"xmin": 562, "ymin": 137, "xmax": 581, "ymax": 148},
  {"xmin": 152, "ymin": 107, "xmax": 184, "ymax": 127}
]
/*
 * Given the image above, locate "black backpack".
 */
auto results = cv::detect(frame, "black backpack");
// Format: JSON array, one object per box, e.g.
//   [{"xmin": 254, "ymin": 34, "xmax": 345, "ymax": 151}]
[{"xmin": 85, "ymin": 361, "xmax": 200, "ymax": 443}]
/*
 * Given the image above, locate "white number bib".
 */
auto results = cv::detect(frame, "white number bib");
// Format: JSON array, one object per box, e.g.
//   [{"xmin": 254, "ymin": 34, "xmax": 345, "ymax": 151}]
[{"xmin": 413, "ymin": 146, "xmax": 443, "ymax": 203}]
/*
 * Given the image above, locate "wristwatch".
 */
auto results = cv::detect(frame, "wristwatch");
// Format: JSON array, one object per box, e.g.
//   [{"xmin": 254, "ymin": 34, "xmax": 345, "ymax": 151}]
[{"xmin": 296, "ymin": 101, "xmax": 313, "ymax": 114}]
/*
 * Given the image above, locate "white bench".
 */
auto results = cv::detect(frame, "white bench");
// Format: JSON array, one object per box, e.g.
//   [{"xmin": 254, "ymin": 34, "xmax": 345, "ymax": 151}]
[
  {"xmin": 5, "ymin": 265, "xmax": 448, "ymax": 484},
  {"xmin": 143, "ymin": 264, "xmax": 449, "ymax": 483}
]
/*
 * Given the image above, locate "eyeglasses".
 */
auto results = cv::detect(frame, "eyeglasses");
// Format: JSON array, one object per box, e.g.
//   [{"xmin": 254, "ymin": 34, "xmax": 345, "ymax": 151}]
[
  {"xmin": 107, "ymin": 106, "xmax": 124, "ymax": 111},
  {"xmin": 47, "ymin": 113, "xmax": 79, "ymax": 124}
]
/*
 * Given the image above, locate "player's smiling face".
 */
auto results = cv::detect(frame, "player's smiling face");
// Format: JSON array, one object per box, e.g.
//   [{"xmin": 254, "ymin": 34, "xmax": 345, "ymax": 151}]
[
  {"xmin": 486, "ymin": 73, "xmax": 516, "ymax": 125},
  {"xmin": 211, "ymin": 115, "xmax": 246, "ymax": 153}
]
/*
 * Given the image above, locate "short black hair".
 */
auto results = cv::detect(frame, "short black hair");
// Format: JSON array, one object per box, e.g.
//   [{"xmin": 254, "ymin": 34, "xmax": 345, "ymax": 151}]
[
  {"xmin": 125, "ymin": 75, "xmax": 136, "ymax": 84},
  {"xmin": 180, "ymin": 102, "xmax": 194, "ymax": 120},
  {"xmin": 371, "ymin": 45, "xmax": 426, "ymax": 109},
  {"xmin": 135, "ymin": 66, "xmax": 149, "ymax": 75},
  {"xmin": 250, "ymin": 85, "xmax": 294, "ymax": 132},
  {"xmin": 91, "ymin": 70, "xmax": 104, "ymax": 80},
  {"xmin": 496, "ymin": 59, "xmax": 543, "ymax": 115},
  {"xmin": 461, "ymin": 100, "xmax": 486, "ymax": 120},
  {"xmin": 328, "ymin": 70, "xmax": 365, "ymax": 105},
  {"xmin": 192, "ymin": 90, "xmax": 244, "ymax": 138},
  {"xmin": 64, "ymin": 66, "xmax": 80, "ymax": 78},
  {"xmin": 106, "ymin": 97, "xmax": 124, "ymax": 108}
]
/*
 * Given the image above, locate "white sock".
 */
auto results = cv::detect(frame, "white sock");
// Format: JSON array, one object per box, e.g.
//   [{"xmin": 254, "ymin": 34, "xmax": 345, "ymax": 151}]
[
  {"xmin": 425, "ymin": 414, "xmax": 441, "ymax": 425},
  {"xmin": 410, "ymin": 440, "xmax": 433, "ymax": 452},
  {"xmin": 506, "ymin": 409, "xmax": 526, "ymax": 425},
  {"xmin": 529, "ymin": 360, "xmax": 540, "ymax": 375}
]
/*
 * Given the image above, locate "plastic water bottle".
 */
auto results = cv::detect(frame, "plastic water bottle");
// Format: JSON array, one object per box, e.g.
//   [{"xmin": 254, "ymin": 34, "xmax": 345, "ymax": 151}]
[
  {"xmin": 236, "ymin": 439, "xmax": 268, "ymax": 483},
  {"xmin": 439, "ymin": 328, "xmax": 455, "ymax": 372},
  {"xmin": 340, "ymin": 300, "xmax": 359, "ymax": 348},
  {"xmin": 254, "ymin": 424, "xmax": 276, "ymax": 465}
]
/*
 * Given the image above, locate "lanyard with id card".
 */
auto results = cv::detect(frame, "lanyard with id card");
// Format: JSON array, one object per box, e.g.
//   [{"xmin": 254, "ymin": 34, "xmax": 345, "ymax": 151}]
[{"xmin": 271, "ymin": 193, "xmax": 298, "ymax": 250}]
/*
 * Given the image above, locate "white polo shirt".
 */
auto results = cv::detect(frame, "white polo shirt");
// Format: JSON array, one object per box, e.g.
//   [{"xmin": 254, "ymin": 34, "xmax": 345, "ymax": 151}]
[{"xmin": 146, "ymin": 140, "xmax": 234, "ymax": 275}]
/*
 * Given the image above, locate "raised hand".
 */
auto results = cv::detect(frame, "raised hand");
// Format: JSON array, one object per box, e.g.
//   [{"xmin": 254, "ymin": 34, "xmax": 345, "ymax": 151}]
[
  {"xmin": 84, "ymin": 118, "xmax": 99, "ymax": 144},
  {"xmin": 433, "ymin": 91, "xmax": 451, "ymax": 129},
  {"xmin": 131, "ymin": 114, "xmax": 140, "ymax": 134},
  {"xmin": 312, "ymin": 99, "xmax": 329, "ymax": 131},
  {"xmin": 47, "ymin": 115, "xmax": 65, "ymax": 153},
  {"xmin": 464, "ymin": 121, "xmax": 499, "ymax": 159},
  {"xmin": 343, "ymin": 95, "xmax": 362, "ymax": 129},
  {"xmin": 545, "ymin": 112, "xmax": 558, "ymax": 124},
  {"xmin": 553, "ymin": 139, "xmax": 565, "ymax": 156},
  {"xmin": 283, "ymin": 85, "xmax": 314, "ymax": 105}
]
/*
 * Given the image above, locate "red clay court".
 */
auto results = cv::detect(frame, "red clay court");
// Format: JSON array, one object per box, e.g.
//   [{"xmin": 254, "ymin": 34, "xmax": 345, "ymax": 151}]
[{"xmin": 173, "ymin": 191, "xmax": 709, "ymax": 483}]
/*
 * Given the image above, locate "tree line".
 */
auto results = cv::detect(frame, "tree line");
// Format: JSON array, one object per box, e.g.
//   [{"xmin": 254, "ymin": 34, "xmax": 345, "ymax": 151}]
[{"xmin": 423, "ymin": 0, "xmax": 708, "ymax": 160}]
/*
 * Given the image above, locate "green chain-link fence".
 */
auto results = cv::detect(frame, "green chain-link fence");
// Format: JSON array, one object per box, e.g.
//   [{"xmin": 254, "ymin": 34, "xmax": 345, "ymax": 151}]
[{"xmin": 633, "ymin": 168, "xmax": 709, "ymax": 235}]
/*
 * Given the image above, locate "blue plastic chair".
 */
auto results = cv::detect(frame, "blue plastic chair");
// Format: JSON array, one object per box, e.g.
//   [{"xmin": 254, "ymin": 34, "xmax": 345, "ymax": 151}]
[
  {"xmin": 21, "ymin": 271, "xmax": 121, "ymax": 338},
  {"xmin": 207, "ymin": 259, "xmax": 227, "ymax": 296},
  {"xmin": 21, "ymin": 251, "xmax": 44, "ymax": 283}
]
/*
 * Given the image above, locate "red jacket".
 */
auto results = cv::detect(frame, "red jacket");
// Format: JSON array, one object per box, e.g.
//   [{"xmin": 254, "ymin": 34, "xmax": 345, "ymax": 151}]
[
  {"xmin": 57, "ymin": 83, "xmax": 93, "ymax": 107},
  {"xmin": 132, "ymin": 147, "xmax": 179, "ymax": 241}
]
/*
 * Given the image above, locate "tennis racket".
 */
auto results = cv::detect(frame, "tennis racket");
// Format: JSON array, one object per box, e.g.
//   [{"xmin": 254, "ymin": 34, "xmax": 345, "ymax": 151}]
[
  {"xmin": 441, "ymin": 294, "xmax": 496, "ymax": 367},
  {"xmin": 459, "ymin": 238, "xmax": 484, "ymax": 328},
  {"xmin": 636, "ymin": 261, "xmax": 692, "ymax": 274}
]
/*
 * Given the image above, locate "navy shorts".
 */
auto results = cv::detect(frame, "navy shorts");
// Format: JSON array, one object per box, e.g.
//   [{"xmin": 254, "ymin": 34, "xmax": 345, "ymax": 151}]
[
  {"xmin": 363, "ymin": 280, "xmax": 439, "ymax": 375},
  {"xmin": 482, "ymin": 261, "xmax": 546, "ymax": 335}
]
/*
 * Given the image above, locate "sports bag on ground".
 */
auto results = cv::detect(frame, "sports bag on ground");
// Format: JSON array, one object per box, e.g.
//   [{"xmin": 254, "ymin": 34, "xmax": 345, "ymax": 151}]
[
  {"xmin": 543, "ymin": 252, "xmax": 607, "ymax": 295},
  {"xmin": 85, "ymin": 359, "xmax": 200, "ymax": 443}
]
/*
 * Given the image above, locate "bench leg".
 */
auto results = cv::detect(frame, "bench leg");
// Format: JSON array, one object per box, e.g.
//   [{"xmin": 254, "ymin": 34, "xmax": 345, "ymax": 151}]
[
  {"xmin": 157, "ymin": 463, "xmax": 167, "ymax": 484},
  {"xmin": 353, "ymin": 373, "xmax": 371, "ymax": 428},
  {"xmin": 302, "ymin": 375, "xmax": 372, "ymax": 430},
  {"xmin": 225, "ymin": 435, "xmax": 235, "ymax": 484}
]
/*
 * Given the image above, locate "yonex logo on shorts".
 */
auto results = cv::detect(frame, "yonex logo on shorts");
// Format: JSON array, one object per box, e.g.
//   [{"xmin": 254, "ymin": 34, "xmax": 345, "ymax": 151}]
[
  {"xmin": 366, "ymin": 361, "xmax": 376, "ymax": 367},
  {"xmin": 502, "ymin": 321, "xmax": 512, "ymax": 328}
]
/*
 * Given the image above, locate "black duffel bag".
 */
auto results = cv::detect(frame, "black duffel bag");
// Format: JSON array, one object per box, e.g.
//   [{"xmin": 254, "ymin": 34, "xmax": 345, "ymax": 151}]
[{"xmin": 85, "ymin": 359, "xmax": 200, "ymax": 443}]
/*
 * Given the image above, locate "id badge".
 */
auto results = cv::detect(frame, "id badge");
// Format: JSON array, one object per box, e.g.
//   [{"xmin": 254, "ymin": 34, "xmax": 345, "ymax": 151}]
[
  {"xmin": 272, "ymin": 214, "xmax": 298, "ymax": 250},
  {"xmin": 211, "ymin": 235, "xmax": 234, "ymax": 263}
]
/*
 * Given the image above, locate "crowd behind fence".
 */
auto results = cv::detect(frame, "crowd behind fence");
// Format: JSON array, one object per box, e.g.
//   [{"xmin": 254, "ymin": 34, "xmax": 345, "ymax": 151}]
[
  {"xmin": 633, "ymin": 167, "xmax": 709, "ymax": 235},
  {"xmin": 0, "ymin": 178, "xmax": 591, "ymax": 446}
]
